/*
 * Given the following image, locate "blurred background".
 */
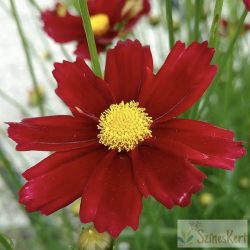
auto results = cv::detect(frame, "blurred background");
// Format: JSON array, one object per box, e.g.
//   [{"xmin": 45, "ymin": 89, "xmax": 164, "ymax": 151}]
[{"xmin": 0, "ymin": 0, "xmax": 249, "ymax": 249}]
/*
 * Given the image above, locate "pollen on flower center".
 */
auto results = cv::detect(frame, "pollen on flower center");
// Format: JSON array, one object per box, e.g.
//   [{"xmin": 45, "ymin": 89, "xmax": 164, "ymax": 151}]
[
  {"xmin": 98, "ymin": 101, "xmax": 153, "ymax": 152},
  {"xmin": 90, "ymin": 14, "xmax": 110, "ymax": 36},
  {"xmin": 56, "ymin": 4, "xmax": 67, "ymax": 17},
  {"xmin": 122, "ymin": 0, "xmax": 144, "ymax": 18}
]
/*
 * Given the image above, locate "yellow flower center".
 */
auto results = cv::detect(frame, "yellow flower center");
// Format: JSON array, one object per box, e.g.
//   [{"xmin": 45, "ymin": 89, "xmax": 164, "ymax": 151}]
[
  {"xmin": 122, "ymin": 0, "xmax": 144, "ymax": 18},
  {"xmin": 90, "ymin": 14, "xmax": 110, "ymax": 36},
  {"xmin": 98, "ymin": 101, "xmax": 153, "ymax": 152},
  {"xmin": 56, "ymin": 4, "xmax": 67, "ymax": 17}
]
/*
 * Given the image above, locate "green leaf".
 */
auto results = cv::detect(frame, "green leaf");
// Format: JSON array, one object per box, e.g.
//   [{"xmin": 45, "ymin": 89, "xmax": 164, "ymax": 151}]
[
  {"xmin": 177, "ymin": 237, "xmax": 185, "ymax": 244},
  {"xmin": 0, "ymin": 233, "xmax": 13, "ymax": 250},
  {"xmin": 187, "ymin": 235, "xmax": 194, "ymax": 242}
]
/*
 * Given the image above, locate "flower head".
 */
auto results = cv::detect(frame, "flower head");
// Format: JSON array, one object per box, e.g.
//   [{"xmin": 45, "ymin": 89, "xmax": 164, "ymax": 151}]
[
  {"xmin": 41, "ymin": 1, "xmax": 150, "ymax": 59},
  {"xmin": 8, "ymin": 39, "xmax": 246, "ymax": 237},
  {"xmin": 199, "ymin": 192, "xmax": 214, "ymax": 206},
  {"xmin": 220, "ymin": 18, "xmax": 250, "ymax": 36},
  {"xmin": 78, "ymin": 226, "xmax": 112, "ymax": 250}
]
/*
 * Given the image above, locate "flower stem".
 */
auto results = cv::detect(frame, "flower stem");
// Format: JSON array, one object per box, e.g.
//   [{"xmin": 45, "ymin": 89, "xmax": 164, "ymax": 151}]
[
  {"xmin": 0, "ymin": 89, "xmax": 29, "ymax": 116},
  {"xmin": 195, "ymin": 9, "xmax": 248, "ymax": 120},
  {"xmin": 60, "ymin": 45, "xmax": 72, "ymax": 60},
  {"xmin": 216, "ymin": 10, "xmax": 248, "ymax": 79},
  {"xmin": 0, "ymin": 147, "xmax": 59, "ymax": 250},
  {"xmin": 194, "ymin": 0, "xmax": 202, "ymax": 41},
  {"xmin": 27, "ymin": 0, "xmax": 41, "ymax": 12},
  {"xmin": 9, "ymin": 0, "xmax": 45, "ymax": 116},
  {"xmin": 186, "ymin": 0, "xmax": 193, "ymax": 44},
  {"xmin": 209, "ymin": 0, "xmax": 224, "ymax": 47},
  {"xmin": 111, "ymin": 240, "xmax": 116, "ymax": 250},
  {"xmin": 165, "ymin": 0, "xmax": 175, "ymax": 48},
  {"xmin": 0, "ymin": 233, "xmax": 13, "ymax": 250},
  {"xmin": 0, "ymin": 147, "xmax": 22, "ymax": 191},
  {"xmin": 77, "ymin": 0, "xmax": 102, "ymax": 78}
]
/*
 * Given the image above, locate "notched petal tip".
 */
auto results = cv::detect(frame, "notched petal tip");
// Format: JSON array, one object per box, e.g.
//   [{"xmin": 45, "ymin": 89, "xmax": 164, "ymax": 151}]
[
  {"xmin": 6, "ymin": 122, "xmax": 22, "ymax": 145},
  {"xmin": 173, "ymin": 40, "xmax": 185, "ymax": 49},
  {"xmin": 41, "ymin": 4, "xmax": 83, "ymax": 43},
  {"xmin": 141, "ymin": 39, "xmax": 218, "ymax": 120},
  {"xmin": 112, "ymin": 39, "xmax": 146, "ymax": 51},
  {"xmin": 79, "ymin": 152, "xmax": 143, "ymax": 238}
]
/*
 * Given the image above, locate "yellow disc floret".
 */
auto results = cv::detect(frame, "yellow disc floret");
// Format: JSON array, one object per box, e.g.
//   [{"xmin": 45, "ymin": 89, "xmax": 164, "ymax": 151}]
[
  {"xmin": 90, "ymin": 14, "xmax": 110, "ymax": 36},
  {"xmin": 56, "ymin": 4, "xmax": 67, "ymax": 17},
  {"xmin": 122, "ymin": 0, "xmax": 144, "ymax": 18},
  {"xmin": 98, "ymin": 101, "xmax": 153, "ymax": 152}
]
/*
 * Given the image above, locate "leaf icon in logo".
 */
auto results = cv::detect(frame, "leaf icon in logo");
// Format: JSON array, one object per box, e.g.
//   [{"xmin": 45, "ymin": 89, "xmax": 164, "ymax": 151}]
[
  {"xmin": 177, "ymin": 236, "xmax": 185, "ymax": 244},
  {"xmin": 187, "ymin": 235, "xmax": 194, "ymax": 243}
]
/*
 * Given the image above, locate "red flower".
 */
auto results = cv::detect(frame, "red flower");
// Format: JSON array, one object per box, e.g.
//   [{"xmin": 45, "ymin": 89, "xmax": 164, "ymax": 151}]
[
  {"xmin": 8, "ymin": 40, "xmax": 246, "ymax": 237},
  {"xmin": 220, "ymin": 18, "xmax": 250, "ymax": 36},
  {"xmin": 243, "ymin": 0, "xmax": 250, "ymax": 11},
  {"xmin": 41, "ymin": 1, "xmax": 150, "ymax": 59}
]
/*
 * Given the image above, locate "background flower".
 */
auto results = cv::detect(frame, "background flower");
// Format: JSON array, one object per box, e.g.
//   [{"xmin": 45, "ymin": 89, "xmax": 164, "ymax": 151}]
[
  {"xmin": 41, "ymin": 0, "xmax": 150, "ymax": 59},
  {"xmin": 244, "ymin": 0, "xmax": 250, "ymax": 11}
]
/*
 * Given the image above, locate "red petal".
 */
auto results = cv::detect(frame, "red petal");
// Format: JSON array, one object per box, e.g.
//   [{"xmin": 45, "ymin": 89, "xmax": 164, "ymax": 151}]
[
  {"xmin": 244, "ymin": 0, "xmax": 250, "ymax": 11},
  {"xmin": 131, "ymin": 144, "xmax": 206, "ymax": 209},
  {"xmin": 152, "ymin": 119, "xmax": 246, "ymax": 170},
  {"xmin": 19, "ymin": 147, "xmax": 106, "ymax": 215},
  {"xmin": 41, "ymin": 6, "xmax": 83, "ymax": 43},
  {"xmin": 53, "ymin": 58, "xmax": 114, "ymax": 119},
  {"xmin": 7, "ymin": 115, "xmax": 98, "ymax": 151},
  {"xmin": 139, "ymin": 41, "xmax": 217, "ymax": 120},
  {"xmin": 74, "ymin": 42, "xmax": 105, "ymax": 60},
  {"xmin": 88, "ymin": 0, "xmax": 125, "ymax": 24},
  {"xmin": 80, "ymin": 151, "xmax": 142, "ymax": 237},
  {"xmin": 104, "ymin": 39, "xmax": 153, "ymax": 103}
]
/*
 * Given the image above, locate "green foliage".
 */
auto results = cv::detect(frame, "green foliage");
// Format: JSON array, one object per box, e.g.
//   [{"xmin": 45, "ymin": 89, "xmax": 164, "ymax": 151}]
[{"xmin": 0, "ymin": 233, "xmax": 14, "ymax": 250}]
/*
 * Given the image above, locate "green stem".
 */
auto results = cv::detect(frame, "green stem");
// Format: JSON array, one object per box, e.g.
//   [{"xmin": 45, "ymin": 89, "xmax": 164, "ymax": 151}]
[
  {"xmin": 9, "ymin": 0, "xmax": 45, "ymax": 116},
  {"xmin": 165, "ymin": 0, "xmax": 175, "ymax": 48},
  {"xmin": 0, "ymin": 148, "xmax": 22, "ymax": 191},
  {"xmin": 216, "ymin": 10, "xmax": 248, "ymax": 80},
  {"xmin": 110, "ymin": 239, "xmax": 115, "ymax": 250},
  {"xmin": 0, "ymin": 89, "xmax": 29, "ymax": 116},
  {"xmin": 77, "ymin": 0, "xmax": 102, "ymax": 78},
  {"xmin": 26, "ymin": 0, "xmax": 56, "ymax": 63},
  {"xmin": 28, "ymin": 0, "xmax": 41, "ymax": 12},
  {"xmin": 196, "ymin": 10, "xmax": 248, "ymax": 120},
  {"xmin": 223, "ymin": 53, "xmax": 233, "ymax": 125},
  {"xmin": 194, "ymin": 0, "xmax": 202, "ymax": 41},
  {"xmin": 60, "ymin": 45, "xmax": 72, "ymax": 60},
  {"xmin": 60, "ymin": 210, "xmax": 74, "ymax": 245},
  {"xmin": 209, "ymin": 0, "xmax": 224, "ymax": 47},
  {"xmin": 0, "ymin": 233, "xmax": 13, "ymax": 250},
  {"xmin": 186, "ymin": 0, "xmax": 192, "ymax": 44},
  {"xmin": 0, "ymin": 147, "xmax": 59, "ymax": 250}
]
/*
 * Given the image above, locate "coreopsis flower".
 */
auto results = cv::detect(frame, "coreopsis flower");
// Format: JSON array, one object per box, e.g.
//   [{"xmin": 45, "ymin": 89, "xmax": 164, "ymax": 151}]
[
  {"xmin": 41, "ymin": 0, "xmax": 150, "ymax": 59},
  {"xmin": 243, "ymin": 0, "xmax": 250, "ymax": 11},
  {"xmin": 8, "ymin": 40, "xmax": 246, "ymax": 237},
  {"xmin": 220, "ymin": 18, "xmax": 250, "ymax": 36}
]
